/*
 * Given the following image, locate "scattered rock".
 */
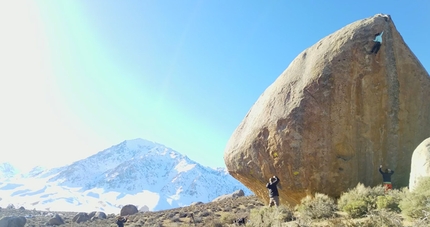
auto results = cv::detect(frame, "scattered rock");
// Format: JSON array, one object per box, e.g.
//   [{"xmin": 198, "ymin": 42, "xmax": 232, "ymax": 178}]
[
  {"xmin": 234, "ymin": 217, "xmax": 247, "ymax": 225},
  {"xmin": 190, "ymin": 202, "xmax": 204, "ymax": 206},
  {"xmin": 88, "ymin": 211, "xmax": 97, "ymax": 219},
  {"xmin": 72, "ymin": 212, "xmax": 90, "ymax": 223},
  {"xmin": 93, "ymin": 211, "xmax": 107, "ymax": 219},
  {"xmin": 47, "ymin": 214, "xmax": 64, "ymax": 226},
  {"xmin": 212, "ymin": 189, "xmax": 245, "ymax": 202}
]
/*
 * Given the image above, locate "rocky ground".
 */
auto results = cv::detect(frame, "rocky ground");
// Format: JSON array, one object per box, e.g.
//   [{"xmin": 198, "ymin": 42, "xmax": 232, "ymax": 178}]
[
  {"xmin": 0, "ymin": 195, "xmax": 265, "ymax": 227},
  {"xmin": 0, "ymin": 195, "xmax": 420, "ymax": 227}
]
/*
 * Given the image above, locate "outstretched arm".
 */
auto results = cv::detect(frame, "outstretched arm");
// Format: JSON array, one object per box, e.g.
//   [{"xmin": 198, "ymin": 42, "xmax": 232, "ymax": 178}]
[{"xmin": 379, "ymin": 165, "xmax": 383, "ymax": 174}]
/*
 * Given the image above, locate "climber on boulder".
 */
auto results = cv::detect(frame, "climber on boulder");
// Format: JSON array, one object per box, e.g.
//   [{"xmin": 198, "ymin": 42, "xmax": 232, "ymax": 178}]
[{"xmin": 370, "ymin": 31, "xmax": 384, "ymax": 54}]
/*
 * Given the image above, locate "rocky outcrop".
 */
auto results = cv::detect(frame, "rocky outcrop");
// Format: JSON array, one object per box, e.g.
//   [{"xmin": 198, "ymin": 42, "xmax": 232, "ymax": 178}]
[
  {"xmin": 224, "ymin": 14, "xmax": 430, "ymax": 205},
  {"xmin": 120, "ymin": 204, "xmax": 138, "ymax": 216},
  {"xmin": 212, "ymin": 189, "xmax": 245, "ymax": 202},
  {"xmin": 409, "ymin": 138, "xmax": 430, "ymax": 191}
]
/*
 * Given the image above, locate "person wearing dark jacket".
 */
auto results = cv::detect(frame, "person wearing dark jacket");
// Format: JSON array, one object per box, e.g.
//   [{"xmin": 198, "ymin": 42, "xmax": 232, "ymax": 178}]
[
  {"xmin": 379, "ymin": 165, "xmax": 394, "ymax": 191},
  {"xmin": 116, "ymin": 216, "xmax": 127, "ymax": 227},
  {"xmin": 266, "ymin": 176, "xmax": 280, "ymax": 207}
]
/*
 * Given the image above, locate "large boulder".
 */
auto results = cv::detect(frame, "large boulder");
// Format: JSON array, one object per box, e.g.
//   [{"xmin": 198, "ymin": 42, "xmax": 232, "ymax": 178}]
[
  {"xmin": 120, "ymin": 204, "xmax": 138, "ymax": 216},
  {"xmin": 0, "ymin": 216, "xmax": 26, "ymax": 227},
  {"xmin": 224, "ymin": 14, "xmax": 430, "ymax": 206},
  {"xmin": 409, "ymin": 138, "xmax": 430, "ymax": 191}
]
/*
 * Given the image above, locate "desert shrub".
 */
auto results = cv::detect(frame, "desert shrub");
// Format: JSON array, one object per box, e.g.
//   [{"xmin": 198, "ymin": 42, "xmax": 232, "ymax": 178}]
[
  {"xmin": 193, "ymin": 216, "xmax": 203, "ymax": 223},
  {"xmin": 247, "ymin": 205, "xmax": 294, "ymax": 227},
  {"xmin": 361, "ymin": 209, "xmax": 403, "ymax": 227},
  {"xmin": 222, "ymin": 206, "xmax": 231, "ymax": 212},
  {"xmin": 375, "ymin": 188, "xmax": 406, "ymax": 213},
  {"xmin": 327, "ymin": 216, "xmax": 369, "ymax": 227},
  {"xmin": 399, "ymin": 176, "xmax": 430, "ymax": 219},
  {"xmin": 412, "ymin": 210, "xmax": 430, "ymax": 227},
  {"xmin": 338, "ymin": 183, "xmax": 385, "ymax": 218},
  {"xmin": 296, "ymin": 193, "xmax": 336, "ymax": 219},
  {"xmin": 204, "ymin": 217, "xmax": 223, "ymax": 227},
  {"xmin": 219, "ymin": 213, "xmax": 235, "ymax": 224}
]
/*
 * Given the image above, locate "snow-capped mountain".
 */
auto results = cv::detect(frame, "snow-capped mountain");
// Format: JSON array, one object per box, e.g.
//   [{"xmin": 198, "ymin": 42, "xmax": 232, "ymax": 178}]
[{"xmin": 0, "ymin": 139, "xmax": 250, "ymax": 213}]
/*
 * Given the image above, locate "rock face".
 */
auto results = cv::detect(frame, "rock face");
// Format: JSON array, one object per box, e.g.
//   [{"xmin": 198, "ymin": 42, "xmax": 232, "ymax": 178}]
[
  {"xmin": 409, "ymin": 138, "xmax": 430, "ymax": 191},
  {"xmin": 224, "ymin": 14, "xmax": 430, "ymax": 206}
]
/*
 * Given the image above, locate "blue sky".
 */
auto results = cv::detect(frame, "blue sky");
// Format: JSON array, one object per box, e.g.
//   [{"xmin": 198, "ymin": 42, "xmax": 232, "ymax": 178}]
[{"xmin": 1, "ymin": 1, "xmax": 429, "ymax": 171}]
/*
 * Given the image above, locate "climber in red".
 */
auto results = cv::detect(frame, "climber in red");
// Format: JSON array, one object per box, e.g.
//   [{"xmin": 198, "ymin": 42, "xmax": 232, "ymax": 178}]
[{"xmin": 379, "ymin": 164, "xmax": 394, "ymax": 191}]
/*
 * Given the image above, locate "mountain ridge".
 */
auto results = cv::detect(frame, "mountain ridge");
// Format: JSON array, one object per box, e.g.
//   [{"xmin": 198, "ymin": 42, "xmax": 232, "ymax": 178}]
[{"xmin": 0, "ymin": 138, "xmax": 250, "ymax": 212}]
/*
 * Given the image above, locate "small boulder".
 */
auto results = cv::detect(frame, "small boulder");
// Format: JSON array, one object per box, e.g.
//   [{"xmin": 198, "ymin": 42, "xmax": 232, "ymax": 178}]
[
  {"xmin": 93, "ymin": 211, "xmax": 107, "ymax": 219},
  {"xmin": 190, "ymin": 202, "xmax": 204, "ymax": 206},
  {"xmin": 47, "ymin": 214, "xmax": 64, "ymax": 226},
  {"xmin": 72, "ymin": 212, "xmax": 90, "ymax": 223},
  {"xmin": 139, "ymin": 205, "xmax": 149, "ymax": 212},
  {"xmin": 212, "ymin": 189, "xmax": 245, "ymax": 202},
  {"xmin": 120, "ymin": 204, "xmax": 138, "ymax": 216},
  {"xmin": 88, "ymin": 211, "xmax": 97, "ymax": 219}
]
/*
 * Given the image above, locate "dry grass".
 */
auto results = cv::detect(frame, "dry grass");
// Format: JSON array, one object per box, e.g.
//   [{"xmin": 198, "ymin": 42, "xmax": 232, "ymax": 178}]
[{"xmin": 0, "ymin": 193, "xmax": 425, "ymax": 226}]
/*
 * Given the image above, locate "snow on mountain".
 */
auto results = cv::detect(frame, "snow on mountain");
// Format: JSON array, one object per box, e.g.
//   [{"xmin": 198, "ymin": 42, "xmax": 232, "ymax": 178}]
[
  {"xmin": 0, "ymin": 139, "xmax": 251, "ymax": 213},
  {"xmin": 0, "ymin": 162, "xmax": 18, "ymax": 179}
]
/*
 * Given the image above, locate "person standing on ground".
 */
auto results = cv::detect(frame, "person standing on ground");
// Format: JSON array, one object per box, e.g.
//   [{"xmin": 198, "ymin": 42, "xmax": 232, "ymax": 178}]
[
  {"xmin": 266, "ymin": 175, "xmax": 280, "ymax": 207},
  {"xmin": 379, "ymin": 164, "xmax": 394, "ymax": 191},
  {"xmin": 370, "ymin": 31, "xmax": 384, "ymax": 54},
  {"xmin": 116, "ymin": 216, "xmax": 128, "ymax": 227}
]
